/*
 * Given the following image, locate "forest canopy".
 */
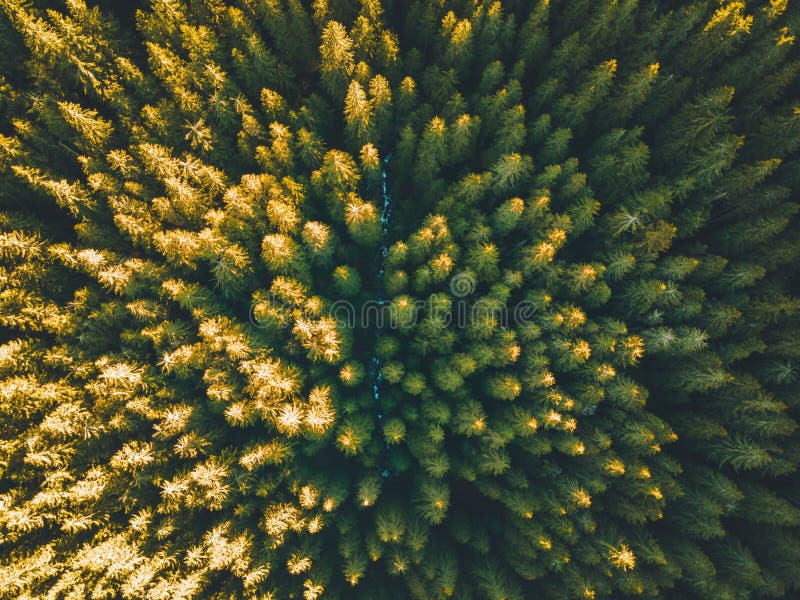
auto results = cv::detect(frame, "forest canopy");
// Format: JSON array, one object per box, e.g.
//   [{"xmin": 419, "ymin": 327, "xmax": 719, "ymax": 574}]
[{"xmin": 0, "ymin": 0, "xmax": 799, "ymax": 599}]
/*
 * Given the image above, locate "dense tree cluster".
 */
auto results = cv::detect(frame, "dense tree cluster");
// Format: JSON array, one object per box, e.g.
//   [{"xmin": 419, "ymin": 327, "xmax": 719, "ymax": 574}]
[{"xmin": 0, "ymin": 0, "xmax": 798, "ymax": 598}]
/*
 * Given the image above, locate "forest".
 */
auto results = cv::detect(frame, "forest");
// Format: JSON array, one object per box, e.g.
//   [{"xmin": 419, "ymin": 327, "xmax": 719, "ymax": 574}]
[{"xmin": 0, "ymin": 0, "xmax": 798, "ymax": 598}]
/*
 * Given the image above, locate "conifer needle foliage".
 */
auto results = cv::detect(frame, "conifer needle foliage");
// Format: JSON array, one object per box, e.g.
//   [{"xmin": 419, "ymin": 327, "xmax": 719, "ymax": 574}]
[{"xmin": 0, "ymin": 1, "xmax": 799, "ymax": 598}]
